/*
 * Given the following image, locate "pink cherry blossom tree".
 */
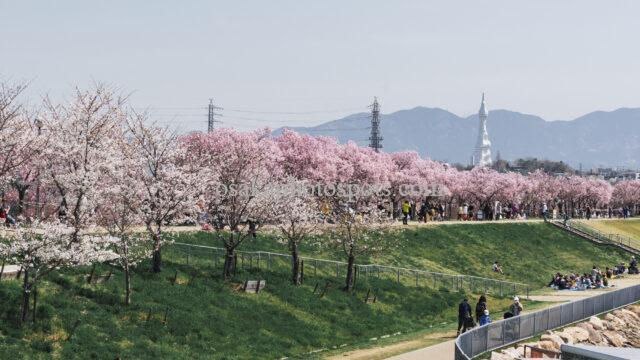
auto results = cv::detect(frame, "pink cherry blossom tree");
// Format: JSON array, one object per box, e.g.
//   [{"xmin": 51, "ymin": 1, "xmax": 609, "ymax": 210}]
[
  {"xmin": 612, "ymin": 180, "xmax": 640, "ymax": 211},
  {"xmin": 182, "ymin": 128, "xmax": 282, "ymax": 279}
]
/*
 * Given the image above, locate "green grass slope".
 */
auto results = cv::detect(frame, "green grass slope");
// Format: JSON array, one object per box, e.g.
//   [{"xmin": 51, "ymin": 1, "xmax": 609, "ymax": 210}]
[
  {"xmin": 0, "ymin": 253, "xmax": 512, "ymax": 359},
  {"xmin": 178, "ymin": 222, "xmax": 629, "ymax": 288},
  {"xmin": 0, "ymin": 223, "xmax": 630, "ymax": 359}
]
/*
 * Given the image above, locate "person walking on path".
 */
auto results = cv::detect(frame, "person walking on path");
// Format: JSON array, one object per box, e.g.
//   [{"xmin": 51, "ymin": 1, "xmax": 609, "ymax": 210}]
[
  {"xmin": 542, "ymin": 202, "xmax": 549, "ymax": 222},
  {"xmin": 457, "ymin": 298, "xmax": 473, "ymax": 336},
  {"xmin": 402, "ymin": 200, "xmax": 411, "ymax": 225},
  {"xmin": 475, "ymin": 295, "xmax": 487, "ymax": 323},
  {"xmin": 509, "ymin": 296, "xmax": 523, "ymax": 317},
  {"xmin": 479, "ymin": 310, "xmax": 492, "ymax": 326}
]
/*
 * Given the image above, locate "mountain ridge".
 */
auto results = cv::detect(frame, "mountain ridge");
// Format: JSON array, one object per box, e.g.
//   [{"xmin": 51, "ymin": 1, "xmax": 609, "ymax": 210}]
[{"xmin": 273, "ymin": 107, "xmax": 640, "ymax": 168}]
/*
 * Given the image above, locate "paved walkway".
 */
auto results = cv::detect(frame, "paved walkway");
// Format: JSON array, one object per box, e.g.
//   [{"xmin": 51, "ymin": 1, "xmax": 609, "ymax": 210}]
[{"xmin": 383, "ymin": 275, "xmax": 640, "ymax": 360}]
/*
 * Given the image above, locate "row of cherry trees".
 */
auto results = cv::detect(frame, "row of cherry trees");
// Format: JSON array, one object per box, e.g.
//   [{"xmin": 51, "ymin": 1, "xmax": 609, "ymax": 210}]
[{"xmin": 0, "ymin": 83, "xmax": 639, "ymax": 319}]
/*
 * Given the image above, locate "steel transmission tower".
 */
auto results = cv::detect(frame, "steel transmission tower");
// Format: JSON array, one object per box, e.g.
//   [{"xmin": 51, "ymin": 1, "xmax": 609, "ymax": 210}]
[
  {"xmin": 207, "ymin": 99, "xmax": 222, "ymax": 133},
  {"xmin": 369, "ymin": 97, "xmax": 383, "ymax": 152}
]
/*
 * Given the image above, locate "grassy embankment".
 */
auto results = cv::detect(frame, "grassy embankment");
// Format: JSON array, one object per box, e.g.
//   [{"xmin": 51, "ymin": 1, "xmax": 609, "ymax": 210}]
[{"xmin": 0, "ymin": 223, "xmax": 628, "ymax": 359}]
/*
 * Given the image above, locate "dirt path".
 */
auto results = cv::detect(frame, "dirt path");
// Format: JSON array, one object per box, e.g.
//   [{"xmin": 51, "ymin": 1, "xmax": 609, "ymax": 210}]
[{"xmin": 332, "ymin": 275, "xmax": 640, "ymax": 360}]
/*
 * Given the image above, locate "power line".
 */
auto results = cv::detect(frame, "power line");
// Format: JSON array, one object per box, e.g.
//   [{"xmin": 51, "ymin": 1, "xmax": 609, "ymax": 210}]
[
  {"xmin": 223, "ymin": 106, "xmax": 367, "ymax": 115},
  {"xmin": 139, "ymin": 106, "xmax": 367, "ymax": 115}
]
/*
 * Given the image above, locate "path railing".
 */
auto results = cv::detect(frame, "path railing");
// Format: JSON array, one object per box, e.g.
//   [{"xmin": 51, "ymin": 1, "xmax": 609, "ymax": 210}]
[
  {"xmin": 169, "ymin": 242, "xmax": 531, "ymax": 298},
  {"xmin": 454, "ymin": 284, "xmax": 640, "ymax": 359},
  {"xmin": 568, "ymin": 220, "xmax": 640, "ymax": 250}
]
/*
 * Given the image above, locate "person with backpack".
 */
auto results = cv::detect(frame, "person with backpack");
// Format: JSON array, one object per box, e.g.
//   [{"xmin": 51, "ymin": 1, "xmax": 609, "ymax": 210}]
[
  {"xmin": 475, "ymin": 295, "xmax": 487, "ymax": 323},
  {"xmin": 457, "ymin": 298, "xmax": 474, "ymax": 336}
]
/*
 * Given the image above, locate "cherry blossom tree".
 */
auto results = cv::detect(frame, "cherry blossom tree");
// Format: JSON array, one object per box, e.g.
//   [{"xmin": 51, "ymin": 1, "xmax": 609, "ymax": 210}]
[
  {"xmin": 126, "ymin": 115, "xmax": 197, "ymax": 273},
  {"xmin": 329, "ymin": 203, "xmax": 395, "ymax": 292},
  {"xmin": 96, "ymin": 136, "xmax": 152, "ymax": 304},
  {"xmin": 264, "ymin": 178, "xmax": 319, "ymax": 285},
  {"xmin": 0, "ymin": 81, "xmax": 44, "ymax": 185},
  {"xmin": 0, "ymin": 223, "xmax": 117, "ymax": 325},
  {"xmin": 182, "ymin": 128, "xmax": 282, "ymax": 279},
  {"xmin": 41, "ymin": 85, "xmax": 126, "ymax": 242},
  {"xmin": 612, "ymin": 180, "xmax": 640, "ymax": 210}
]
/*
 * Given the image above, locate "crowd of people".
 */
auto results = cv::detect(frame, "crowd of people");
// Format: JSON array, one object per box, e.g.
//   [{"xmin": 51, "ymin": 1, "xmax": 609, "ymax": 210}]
[
  {"xmin": 548, "ymin": 258, "xmax": 639, "ymax": 291},
  {"xmin": 398, "ymin": 197, "xmax": 638, "ymax": 225}
]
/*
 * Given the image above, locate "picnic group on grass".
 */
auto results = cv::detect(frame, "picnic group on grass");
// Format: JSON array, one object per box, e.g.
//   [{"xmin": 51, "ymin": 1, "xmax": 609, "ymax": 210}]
[{"xmin": 548, "ymin": 257, "xmax": 639, "ymax": 291}]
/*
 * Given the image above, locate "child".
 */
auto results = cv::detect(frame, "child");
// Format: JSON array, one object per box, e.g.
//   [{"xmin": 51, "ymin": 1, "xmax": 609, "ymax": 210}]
[{"xmin": 480, "ymin": 309, "xmax": 491, "ymax": 326}]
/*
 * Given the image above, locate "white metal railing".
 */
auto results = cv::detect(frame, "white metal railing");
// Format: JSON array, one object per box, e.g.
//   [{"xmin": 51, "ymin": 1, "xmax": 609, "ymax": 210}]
[{"xmin": 170, "ymin": 242, "xmax": 531, "ymax": 298}]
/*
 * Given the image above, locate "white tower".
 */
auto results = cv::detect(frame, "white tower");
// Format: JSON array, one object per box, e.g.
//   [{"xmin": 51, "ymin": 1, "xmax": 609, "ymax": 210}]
[{"xmin": 472, "ymin": 93, "xmax": 492, "ymax": 167}]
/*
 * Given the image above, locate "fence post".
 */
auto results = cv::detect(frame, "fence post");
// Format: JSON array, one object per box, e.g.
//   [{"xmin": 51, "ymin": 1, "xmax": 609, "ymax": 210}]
[
  {"xmin": 268, "ymin": 253, "xmax": 272, "ymax": 269},
  {"xmin": 336, "ymin": 263, "xmax": 339, "ymax": 278},
  {"xmin": 397, "ymin": 269, "xmax": 400, "ymax": 283},
  {"xmin": 187, "ymin": 246, "xmax": 191, "ymax": 265},
  {"xmin": 415, "ymin": 271, "xmax": 419, "ymax": 287},
  {"xmin": 257, "ymin": 253, "xmax": 261, "ymax": 269},
  {"xmin": 500, "ymin": 282, "xmax": 503, "ymax": 297}
]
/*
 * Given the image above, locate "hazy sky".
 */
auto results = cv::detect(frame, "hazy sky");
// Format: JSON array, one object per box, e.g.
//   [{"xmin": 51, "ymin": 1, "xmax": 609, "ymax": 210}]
[{"xmin": 2, "ymin": 1, "xmax": 639, "ymax": 132}]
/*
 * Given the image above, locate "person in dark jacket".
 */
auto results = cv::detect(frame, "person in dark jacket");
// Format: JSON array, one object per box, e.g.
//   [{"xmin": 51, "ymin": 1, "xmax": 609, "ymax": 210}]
[
  {"xmin": 457, "ymin": 298, "xmax": 473, "ymax": 336},
  {"xmin": 475, "ymin": 295, "xmax": 487, "ymax": 323}
]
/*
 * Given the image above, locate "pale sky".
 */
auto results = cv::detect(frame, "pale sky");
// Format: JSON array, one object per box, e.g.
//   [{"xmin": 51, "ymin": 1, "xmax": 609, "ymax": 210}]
[{"xmin": 2, "ymin": 1, "xmax": 639, "ymax": 132}]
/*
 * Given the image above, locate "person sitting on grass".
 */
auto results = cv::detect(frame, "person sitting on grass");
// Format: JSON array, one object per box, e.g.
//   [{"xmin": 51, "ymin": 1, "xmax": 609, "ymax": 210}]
[
  {"xmin": 492, "ymin": 261, "xmax": 504, "ymax": 274},
  {"xmin": 629, "ymin": 257, "xmax": 639, "ymax": 275},
  {"xmin": 605, "ymin": 267, "xmax": 613, "ymax": 279},
  {"xmin": 479, "ymin": 309, "xmax": 492, "ymax": 326}
]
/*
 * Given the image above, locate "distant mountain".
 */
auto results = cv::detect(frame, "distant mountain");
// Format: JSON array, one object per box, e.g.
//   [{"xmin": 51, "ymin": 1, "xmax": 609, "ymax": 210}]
[{"xmin": 273, "ymin": 107, "xmax": 640, "ymax": 169}]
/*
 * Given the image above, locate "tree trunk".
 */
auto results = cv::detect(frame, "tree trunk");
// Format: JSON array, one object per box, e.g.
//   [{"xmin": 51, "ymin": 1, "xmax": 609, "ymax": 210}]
[
  {"xmin": 344, "ymin": 255, "xmax": 356, "ymax": 292},
  {"xmin": 222, "ymin": 248, "xmax": 236, "ymax": 279},
  {"xmin": 152, "ymin": 248, "xmax": 162, "ymax": 273},
  {"xmin": 124, "ymin": 265, "xmax": 131, "ymax": 305},
  {"xmin": 291, "ymin": 243, "xmax": 301, "ymax": 285},
  {"xmin": 17, "ymin": 187, "xmax": 27, "ymax": 216},
  {"xmin": 20, "ymin": 268, "xmax": 30, "ymax": 325},
  {"xmin": 391, "ymin": 197, "xmax": 397, "ymax": 219}
]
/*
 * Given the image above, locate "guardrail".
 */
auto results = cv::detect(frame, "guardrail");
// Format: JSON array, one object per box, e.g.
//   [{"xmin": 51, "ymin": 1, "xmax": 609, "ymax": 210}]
[
  {"xmin": 454, "ymin": 284, "xmax": 640, "ymax": 359},
  {"xmin": 169, "ymin": 242, "xmax": 531, "ymax": 298},
  {"xmin": 568, "ymin": 220, "xmax": 640, "ymax": 250}
]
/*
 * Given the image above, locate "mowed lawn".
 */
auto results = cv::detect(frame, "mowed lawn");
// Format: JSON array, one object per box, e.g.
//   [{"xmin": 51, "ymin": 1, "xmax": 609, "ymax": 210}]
[{"xmin": 579, "ymin": 218, "xmax": 640, "ymax": 241}]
